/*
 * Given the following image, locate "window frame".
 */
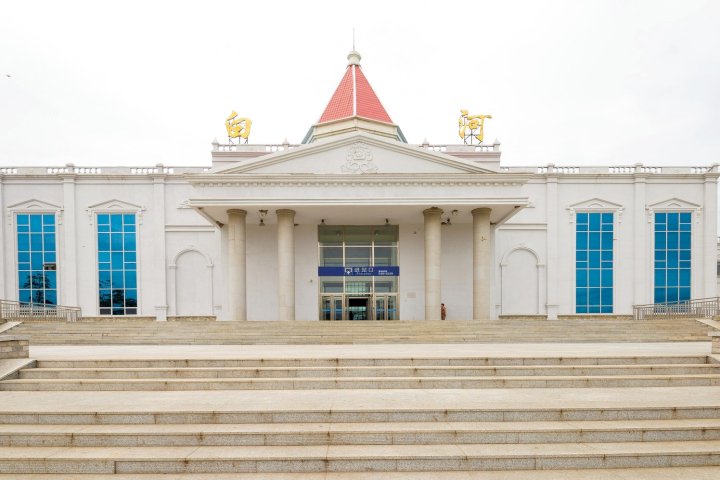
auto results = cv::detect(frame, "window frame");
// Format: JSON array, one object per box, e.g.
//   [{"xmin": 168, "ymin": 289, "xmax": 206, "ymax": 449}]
[
  {"xmin": 574, "ymin": 211, "xmax": 615, "ymax": 314},
  {"xmin": 92, "ymin": 210, "xmax": 142, "ymax": 316},
  {"xmin": 652, "ymin": 210, "xmax": 693, "ymax": 304},
  {"xmin": 14, "ymin": 211, "xmax": 59, "ymax": 306}
]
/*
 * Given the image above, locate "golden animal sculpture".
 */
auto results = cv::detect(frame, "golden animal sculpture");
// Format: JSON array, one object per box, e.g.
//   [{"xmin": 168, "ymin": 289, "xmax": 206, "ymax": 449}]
[
  {"xmin": 225, "ymin": 111, "xmax": 252, "ymax": 143},
  {"xmin": 459, "ymin": 109, "xmax": 491, "ymax": 144}
]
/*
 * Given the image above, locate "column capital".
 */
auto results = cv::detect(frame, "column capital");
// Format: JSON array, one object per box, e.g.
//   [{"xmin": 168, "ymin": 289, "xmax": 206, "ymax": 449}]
[
  {"xmin": 423, "ymin": 207, "xmax": 443, "ymax": 216},
  {"xmin": 471, "ymin": 207, "xmax": 492, "ymax": 216},
  {"xmin": 227, "ymin": 209, "xmax": 247, "ymax": 217},
  {"xmin": 276, "ymin": 209, "xmax": 296, "ymax": 216}
]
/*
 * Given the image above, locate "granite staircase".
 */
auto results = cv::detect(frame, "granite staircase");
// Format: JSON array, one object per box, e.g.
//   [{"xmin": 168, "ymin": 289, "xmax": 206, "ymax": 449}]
[{"xmin": 1, "ymin": 353, "xmax": 720, "ymax": 476}]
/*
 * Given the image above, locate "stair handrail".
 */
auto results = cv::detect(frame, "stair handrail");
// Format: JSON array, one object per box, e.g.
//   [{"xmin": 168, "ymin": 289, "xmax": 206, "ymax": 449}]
[
  {"xmin": 632, "ymin": 296, "xmax": 720, "ymax": 320},
  {"xmin": 0, "ymin": 299, "xmax": 82, "ymax": 322}
]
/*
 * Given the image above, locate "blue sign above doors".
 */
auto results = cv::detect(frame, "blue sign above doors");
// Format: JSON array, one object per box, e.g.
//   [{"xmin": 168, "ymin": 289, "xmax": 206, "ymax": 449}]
[{"xmin": 318, "ymin": 266, "xmax": 400, "ymax": 277}]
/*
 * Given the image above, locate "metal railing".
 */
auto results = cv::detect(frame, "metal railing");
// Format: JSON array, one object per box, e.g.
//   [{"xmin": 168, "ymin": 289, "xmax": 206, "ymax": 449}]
[
  {"xmin": 633, "ymin": 297, "xmax": 720, "ymax": 320},
  {"xmin": 0, "ymin": 300, "xmax": 81, "ymax": 322}
]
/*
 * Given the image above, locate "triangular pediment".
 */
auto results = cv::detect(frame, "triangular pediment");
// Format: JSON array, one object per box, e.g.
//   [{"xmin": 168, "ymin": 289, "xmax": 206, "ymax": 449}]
[
  {"xmin": 567, "ymin": 198, "xmax": 624, "ymax": 210},
  {"xmin": 87, "ymin": 199, "xmax": 144, "ymax": 211},
  {"xmin": 647, "ymin": 198, "xmax": 701, "ymax": 210},
  {"xmin": 7, "ymin": 199, "xmax": 62, "ymax": 211},
  {"xmin": 211, "ymin": 132, "xmax": 497, "ymax": 176}
]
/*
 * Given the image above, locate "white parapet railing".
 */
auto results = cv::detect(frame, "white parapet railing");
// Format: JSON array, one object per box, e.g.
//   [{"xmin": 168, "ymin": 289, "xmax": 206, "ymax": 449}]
[
  {"xmin": 497, "ymin": 164, "xmax": 717, "ymax": 175},
  {"xmin": 0, "ymin": 300, "xmax": 81, "ymax": 322},
  {"xmin": 0, "ymin": 165, "xmax": 211, "ymax": 176},
  {"xmin": 0, "ymin": 161, "xmax": 715, "ymax": 177},
  {"xmin": 633, "ymin": 297, "xmax": 720, "ymax": 320}
]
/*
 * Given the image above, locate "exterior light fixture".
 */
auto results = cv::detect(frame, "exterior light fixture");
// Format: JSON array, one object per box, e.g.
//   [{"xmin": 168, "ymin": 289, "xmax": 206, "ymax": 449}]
[{"xmin": 258, "ymin": 209, "xmax": 268, "ymax": 226}]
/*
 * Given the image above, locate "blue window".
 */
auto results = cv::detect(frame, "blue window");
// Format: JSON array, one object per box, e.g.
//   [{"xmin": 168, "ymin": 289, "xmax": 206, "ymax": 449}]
[
  {"xmin": 97, "ymin": 213, "xmax": 137, "ymax": 315},
  {"xmin": 576, "ymin": 212, "xmax": 613, "ymax": 313},
  {"xmin": 654, "ymin": 212, "xmax": 691, "ymax": 304},
  {"xmin": 16, "ymin": 213, "xmax": 57, "ymax": 305}
]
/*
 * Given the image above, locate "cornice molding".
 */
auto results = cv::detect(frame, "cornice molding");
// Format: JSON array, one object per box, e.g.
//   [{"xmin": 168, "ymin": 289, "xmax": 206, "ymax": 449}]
[
  {"xmin": 186, "ymin": 196, "xmax": 531, "ymax": 208},
  {"xmin": 186, "ymin": 173, "xmax": 532, "ymax": 188}
]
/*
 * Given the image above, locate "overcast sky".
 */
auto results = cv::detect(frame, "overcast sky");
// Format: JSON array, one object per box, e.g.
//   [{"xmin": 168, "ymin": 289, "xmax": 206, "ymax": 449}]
[{"xmin": 1, "ymin": 0, "xmax": 719, "ymax": 168}]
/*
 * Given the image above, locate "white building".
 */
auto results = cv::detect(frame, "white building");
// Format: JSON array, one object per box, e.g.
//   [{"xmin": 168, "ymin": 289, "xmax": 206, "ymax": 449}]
[{"xmin": 1, "ymin": 51, "xmax": 717, "ymax": 321}]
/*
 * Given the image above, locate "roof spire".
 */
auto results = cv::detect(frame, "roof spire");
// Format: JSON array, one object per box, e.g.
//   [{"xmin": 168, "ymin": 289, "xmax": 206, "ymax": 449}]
[{"xmin": 347, "ymin": 28, "xmax": 361, "ymax": 66}]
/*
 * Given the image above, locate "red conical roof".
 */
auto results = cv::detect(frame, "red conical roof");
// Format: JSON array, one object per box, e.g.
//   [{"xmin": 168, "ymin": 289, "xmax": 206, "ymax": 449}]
[{"xmin": 318, "ymin": 58, "xmax": 393, "ymax": 124}]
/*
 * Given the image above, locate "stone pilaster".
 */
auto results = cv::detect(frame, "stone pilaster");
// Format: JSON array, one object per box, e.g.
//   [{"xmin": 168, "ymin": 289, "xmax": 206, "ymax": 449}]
[
  {"xmin": 152, "ymin": 176, "xmax": 168, "ymax": 321},
  {"xmin": 61, "ymin": 175, "xmax": 78, "ymax": 307},
  {"xmin": 633, "ymin": 173, "xmax": 647, "ymax": 305},
  {"xmin": 703, "ymin": 174, "xmax": 718, "ymax": 297},
  {"xmin": 545, "ymin": 175, "xmax": 559, "ymax": 319}
]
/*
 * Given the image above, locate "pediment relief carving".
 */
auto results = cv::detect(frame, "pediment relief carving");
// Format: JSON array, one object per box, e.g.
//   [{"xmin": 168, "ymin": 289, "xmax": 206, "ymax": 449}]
[{"xmin": 341, "ymin": 143, "xmax": 377, "ymax": 174}]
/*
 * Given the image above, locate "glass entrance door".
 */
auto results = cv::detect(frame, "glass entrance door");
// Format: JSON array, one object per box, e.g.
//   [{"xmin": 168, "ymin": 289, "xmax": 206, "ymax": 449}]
[
  {"xmin": 375, "ymin": 296, "xmax": 387, "ymax": 320},
  {"xmin": 320, "ymin": 295, "xmax": 344, "ymax": 321},
  {"xmin": 373, "ymin": 295, "xmax": 398, "ymax": 320},
  {"xmin": 320, "ymin": 294, "xmax": 398, "ymax": 321}
]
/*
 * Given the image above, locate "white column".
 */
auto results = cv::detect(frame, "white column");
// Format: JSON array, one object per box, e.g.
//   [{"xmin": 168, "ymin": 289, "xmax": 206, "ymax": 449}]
[
  {"xmin": 703, "ymin": 174, "xmax": 718, "ymax": 297},
  {"xmin": 472, "ymin": 208, "xmax": 492, "ymax": 320},
  {"xmin": 227, "ymin": 209, "xmax": 247, "ymax": 321},
  {"xmin": 152, "ymin": 176, "xmax": 168, "ymax": 321},
  {"xmin": 423, "ymin": 207, "xmax": 442, "ymax": 320},
  {"xmin": 633, "ymin": 172, "xmax": 647, "ymax": 306},
  {"xmin": 545, "ymin": 175, "xmax": 559, "ymax": 319},
  {"xmin": 277, "ymin": 209, "xmax": 296, "ymax": 321},
  {"xmin": 60, "ymin": 175, "xmax": 78, "ymax": 307}
]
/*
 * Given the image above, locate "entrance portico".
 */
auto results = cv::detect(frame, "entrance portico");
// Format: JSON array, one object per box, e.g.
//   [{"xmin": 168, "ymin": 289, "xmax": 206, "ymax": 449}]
[{"xmin": 188, "ymin": 143, "xmax": 529, "ymax": 321}]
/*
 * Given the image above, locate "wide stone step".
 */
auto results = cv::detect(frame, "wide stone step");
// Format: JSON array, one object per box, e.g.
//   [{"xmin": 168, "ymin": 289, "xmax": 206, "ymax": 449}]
[
  {"xmin": 1, "ymin": 468, "xmax": 720, "ymax": 479},
  {"xmin": 2, "ymin": 419, "xmax": 720, "ymax": 447},
  {"xmin": 1, "ymin": 441, "xmax": 720, "ymax": 473},
  {"xmin": 4, "ymin": 374, "xmax": 720, "ymax": 390},
  {"xmin": 18, "ymin": 364, "xmax": 720, "ymax": 379},
  {"xmin": 6, "ymin": 318, "xmax": 709, "ymax": 344},
  {"xmin": 35, "ymin": 355, "xmax": 713, "ymax": 368},
  {"xmin": 2, "ymin": 405, "xmax": 718, "ymax": 425}
]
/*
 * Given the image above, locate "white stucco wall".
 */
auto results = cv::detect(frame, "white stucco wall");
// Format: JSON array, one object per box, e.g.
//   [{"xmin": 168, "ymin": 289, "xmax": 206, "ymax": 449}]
[
  {"xmin": 0, "ymin": 160, "xmax": 716, "ymax": 321},
  {"xmin": 295, "ymin": 224, "xmax": 318, "ymax": 321},
  {"xmin": 398, "ymin": 224, "xmax": 424, "ymax": 320},
  {"xmin": 245, "ymin": 224, "xmax": 279, "ymax": 321},
  {"xmin": 440, "ymin": 224, "xmax": 473, "ymax": 320}
]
